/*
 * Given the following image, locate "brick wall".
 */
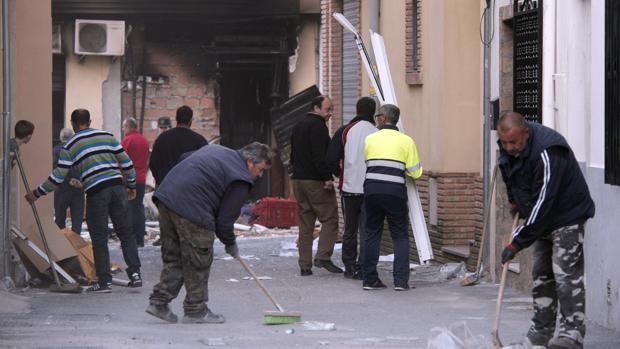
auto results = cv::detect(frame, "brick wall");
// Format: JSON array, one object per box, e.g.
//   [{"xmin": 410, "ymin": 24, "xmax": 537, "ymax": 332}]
[
  {"xmin": 320, "ymin": 0, "xmax": 343, "ymax": 133},
  {"xmin": 121, "ymin": 41, "xmax": 220, "ymax": 147},
  {"xmin": 380, "ymin": 172, "xmax": 483, "ymax": 269}
]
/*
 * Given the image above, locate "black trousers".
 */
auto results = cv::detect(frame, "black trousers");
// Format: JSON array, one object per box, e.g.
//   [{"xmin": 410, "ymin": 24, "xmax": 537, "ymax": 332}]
[
  {"xmin": 53, "ymin": 184, "xmax": 84, "ymax": 234},
  {"xmin": 341, "ymin": 193, "xmax": 366, "ymax": 272}
]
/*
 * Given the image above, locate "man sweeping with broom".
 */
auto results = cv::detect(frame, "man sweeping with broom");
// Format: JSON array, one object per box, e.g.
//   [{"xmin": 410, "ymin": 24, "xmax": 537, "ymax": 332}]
[
  {"xmin": 496, "ymin": 111, "xmax": 594, "ymax": 349},
  {"xmin": 146, "ymin": 142, "xmax": 273, "ymax": 324}
]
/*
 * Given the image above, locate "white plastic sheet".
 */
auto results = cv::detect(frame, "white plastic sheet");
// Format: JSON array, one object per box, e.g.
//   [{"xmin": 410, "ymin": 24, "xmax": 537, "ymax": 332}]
[{"xmin": 427, "ymin": 322, "xmax": 490, "ymax": 349}]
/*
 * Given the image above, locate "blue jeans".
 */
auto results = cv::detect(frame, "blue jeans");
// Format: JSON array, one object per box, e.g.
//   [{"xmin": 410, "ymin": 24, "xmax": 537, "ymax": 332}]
[
  {"xmin": 128, "ymin": 184, "xmax": 146, "ymax": 246},
  {"xmin": 363, "ymin": 193, "xmax": 410, "ymax": 285},
  {"xmin": 86, "ymin": 185, "xmax": 141, "ymax": 284}
]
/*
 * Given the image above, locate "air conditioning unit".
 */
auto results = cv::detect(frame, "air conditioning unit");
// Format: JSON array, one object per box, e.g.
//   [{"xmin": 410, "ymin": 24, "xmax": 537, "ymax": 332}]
[
  {"xmin": 52, "ymin": 24, "xmax": 62, "ymax": 54},
  {"xmin": 74, "ymin": 19, "xmax": 125, "ymax": 56}
]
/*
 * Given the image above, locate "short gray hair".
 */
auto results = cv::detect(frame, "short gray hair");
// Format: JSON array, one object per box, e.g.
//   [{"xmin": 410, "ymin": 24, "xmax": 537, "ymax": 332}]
[
  {"xmin": 380, "ymin": 104, "xmax": 400, "ymax": 125},
  {"xmin": 240, "ymin": 142, "xmax": 274, "ymax": 165},
  {"xmin": 59, "ymin": 128, "xmax": 74, "ymax": 142},
  {"xmin": 124, "ymin": 117, "xmax": 138, "ymax": 129}
]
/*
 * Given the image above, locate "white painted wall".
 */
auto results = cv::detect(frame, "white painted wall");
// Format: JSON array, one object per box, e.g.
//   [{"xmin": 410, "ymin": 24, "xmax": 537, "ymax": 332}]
[
  {"xmin": 590, "ymin": 0, "xmax": 605, "ymax": 169},
  {"xmin": 583, "ymin": 0, "xmax": 620, "ymax": 331},
  {"xmin": 290, "ymin": 19, "xmax": 319, "ymax": 95}
]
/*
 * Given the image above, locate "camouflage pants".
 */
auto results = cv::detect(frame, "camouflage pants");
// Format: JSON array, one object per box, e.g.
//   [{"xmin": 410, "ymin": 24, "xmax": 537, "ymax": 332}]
[
  {"xmin": 149, "ymin": 203, "xmax": 215, "ymax": 317},
  {"xmin": 528, "ymin": 223, "xmax": 585, "ymax": 344}
]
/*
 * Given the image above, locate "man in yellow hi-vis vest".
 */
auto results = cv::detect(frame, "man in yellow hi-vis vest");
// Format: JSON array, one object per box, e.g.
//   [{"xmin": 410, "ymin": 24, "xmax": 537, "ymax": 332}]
[{"xmin": 362, "ymin": 104, "xmax": 423, "ymax": 291}]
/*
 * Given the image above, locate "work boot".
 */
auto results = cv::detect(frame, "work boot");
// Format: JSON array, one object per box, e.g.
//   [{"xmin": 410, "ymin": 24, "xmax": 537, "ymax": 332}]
[
  {"xmin": 182, "ymin": 309, "xmax": 225, "ymax": 324},
  {"xmin": 313, "ymin": 259, "xmax": 343, "ymax": 273},
  {"xmin": 548, "ymin": 336, "xmax": 583, "ymax": 349},
  {"xmin": 145, "ymin": 304, "xmax": 178, "ymax": 323}
]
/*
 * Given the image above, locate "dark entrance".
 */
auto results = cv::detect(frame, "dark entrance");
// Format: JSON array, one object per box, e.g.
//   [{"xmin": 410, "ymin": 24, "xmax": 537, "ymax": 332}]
[{"xmin": 220, "ymin": 70, "xmax": 275, "ymax": 199}]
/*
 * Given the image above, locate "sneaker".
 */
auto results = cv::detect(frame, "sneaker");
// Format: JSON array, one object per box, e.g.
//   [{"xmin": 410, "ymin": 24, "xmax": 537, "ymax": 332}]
[
  {"xmin": 313, "ymin": 259, "xmax": 344, "ymax": 273},
  {"xmin": 145, "ymin": 304, "xmax": 178, "ymax": 323},
  {"xmin": 182, "ymin": 309, "xmax": 225, "ymax": 324},
  {"xmin": 300, "ymin": 268, "xmax": 313, "ymax": 276},
  {"xmin": 129, "ymin": 272, "xmax": 143, "ymax": 288},
  {"xmin": 548, "ymin": 336, "xmax": 583, "ymax": 349},
  {"xmin": 394, "ymin": 283, "xmax": 411, "ymax": 291},
  {"xmin": 363, "ymin": 279, "xmax": 387, "ymax": 290},
  {"xmin": 85, "ymin": 282, "xmax": 112, "ymax": 293}
]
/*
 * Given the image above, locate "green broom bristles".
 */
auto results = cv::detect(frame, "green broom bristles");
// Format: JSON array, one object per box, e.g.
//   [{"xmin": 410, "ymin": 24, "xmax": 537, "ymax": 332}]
[{"xmin": 263, "ymin": 311, "xmax": 302, "ymax": 325}]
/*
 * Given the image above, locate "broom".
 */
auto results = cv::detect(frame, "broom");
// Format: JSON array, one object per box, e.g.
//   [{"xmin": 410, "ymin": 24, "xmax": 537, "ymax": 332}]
[
  {"xmin": 14, "ymin": 147, "xmax": 82, "ymax": 293},
  {"xmin": 492, "ymin": 213, "xmax": 520, "ymax": 348},
  {"xmin": 236, "ymin": 256, "xmax": 301, "ymax": 325},
  {"xmin": 461, "ymin": 165, "xmax": 498, "ymax": 286}
]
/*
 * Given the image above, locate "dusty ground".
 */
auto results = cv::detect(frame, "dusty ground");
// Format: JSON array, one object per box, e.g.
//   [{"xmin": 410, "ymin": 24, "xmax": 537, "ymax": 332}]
[{"xmin": 1, "ymin": 234, "xmax": 618, "ymax": 349}]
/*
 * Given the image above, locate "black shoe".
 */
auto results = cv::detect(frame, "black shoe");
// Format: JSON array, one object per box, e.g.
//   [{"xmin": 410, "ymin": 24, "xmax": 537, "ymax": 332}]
[
  {"xmin": 152, "ymin": 237, "xmax": 161, "ymax": 246},
  {"xmin": 344, "ymin": 268, "xmax": 361, "ymax": 279},
  {"xmin": 85, "ymin": 282, "xmax": 112, "ymax": 293},
  {"xmin": 343, "ymin": 269, "xmax": 356, "ymax": 279},
  {"xmin": 145, "ymin": 304, "xmax": 178, "ymax": 323},
  {"xmin": 182, "ymin": 309, "xmax": 225, "ymax": 324},
  {"xmin": 313, "ymin": 259, "xmax": 343, "ymax": 273},
  {"xmin": 363, "ymin": 279, "xmax": 387, "ymax": 290},
  {"xmin": 394, "ymin": 283, "xmax": 411, "ymax": 291},
  {"xmin": 129, "ymin": 272, "xmax": 143, "ymax": 288},
  {"xmin": 300, "ymin": 269, "xmax": 313, "ymax": 276}
]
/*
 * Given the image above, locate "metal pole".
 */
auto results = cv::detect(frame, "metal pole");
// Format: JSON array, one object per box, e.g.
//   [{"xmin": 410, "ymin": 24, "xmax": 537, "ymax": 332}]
[
  {"xmin": 1, "ymin": 0, "xmax": 12, "ymax": 279},
  {"xmin": 482, "ymin": 1, "xmax": 492, "ymax": 275}
]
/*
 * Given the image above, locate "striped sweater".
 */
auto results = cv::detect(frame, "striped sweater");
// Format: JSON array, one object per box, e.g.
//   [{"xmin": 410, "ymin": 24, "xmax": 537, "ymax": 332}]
[{"xmin": 36, "ymin": 128, "xmax": 136, "ymax": 196}]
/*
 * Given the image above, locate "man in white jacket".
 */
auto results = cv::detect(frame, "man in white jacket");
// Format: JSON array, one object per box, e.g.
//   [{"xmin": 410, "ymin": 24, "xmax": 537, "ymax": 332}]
[{"xmin": 326, "ymin": 96, "xmax": 377, "ymax": 279}]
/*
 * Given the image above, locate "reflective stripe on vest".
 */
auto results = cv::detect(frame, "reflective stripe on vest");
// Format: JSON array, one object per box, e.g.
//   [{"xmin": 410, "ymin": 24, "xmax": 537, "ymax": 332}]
[{"xmin": 365, "ymin": 172, "xmax": 406, "ymax": 184}]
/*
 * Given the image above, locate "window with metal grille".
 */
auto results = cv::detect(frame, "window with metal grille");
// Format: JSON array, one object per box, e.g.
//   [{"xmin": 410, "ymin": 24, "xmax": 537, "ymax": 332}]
[
  {"xmin": 605, "ymin": 0, "xmax": 620, "ymax": 185},
  {"xmin": 406, "ymin": 0, "xmax": 422, "ymax": 85}
]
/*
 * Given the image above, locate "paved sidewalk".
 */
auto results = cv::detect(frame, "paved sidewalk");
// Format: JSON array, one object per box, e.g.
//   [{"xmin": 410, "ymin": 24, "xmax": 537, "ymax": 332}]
[{"xmin": 0, "ymin": 235, "xmax": 618, "ymax": 348}]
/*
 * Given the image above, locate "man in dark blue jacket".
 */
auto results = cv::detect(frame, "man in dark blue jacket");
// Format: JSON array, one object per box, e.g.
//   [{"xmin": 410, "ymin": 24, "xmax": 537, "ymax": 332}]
[
  {"xmin": 146, "ymin": 142, "xmax": 273, "ymax": 324},
  {"xmin": 497, "ymin": 111, "xmax": 594, "ymax": 349}
]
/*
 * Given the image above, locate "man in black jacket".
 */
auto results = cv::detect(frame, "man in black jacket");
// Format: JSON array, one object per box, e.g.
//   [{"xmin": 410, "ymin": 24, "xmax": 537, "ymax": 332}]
[
  {"xmin": 146, "ymin": 142, "xmax": 273, "ymax": 324},
  {"xmin": 291, "ymin": 95, "xmax": 342, "ymax": 276},
  {"xmin": 497, "ymin": 112, "xmax": 595, "ymax": 349},
  {"xmin": 149, "ymin": 105, "xmax": 207, "ymax": 187}
]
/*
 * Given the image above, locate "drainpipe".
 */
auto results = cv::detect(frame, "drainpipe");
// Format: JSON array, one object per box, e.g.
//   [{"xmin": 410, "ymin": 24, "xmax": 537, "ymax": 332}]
[
  {"xmin": 1, "ymin": 0, "xmax": 11, "ymax": 280},
  {"xmin": 482, "ymin": 0, "xmax": 492, "ymax": 276}
]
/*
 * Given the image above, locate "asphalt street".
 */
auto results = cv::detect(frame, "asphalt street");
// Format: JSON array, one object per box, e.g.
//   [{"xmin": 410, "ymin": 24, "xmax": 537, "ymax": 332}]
[{"xmin": 0, "ymin": 234, "xmax": 618, "ymax": 348}]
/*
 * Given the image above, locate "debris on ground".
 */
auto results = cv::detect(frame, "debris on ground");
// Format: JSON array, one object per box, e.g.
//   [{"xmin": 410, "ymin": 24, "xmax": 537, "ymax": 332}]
[
  {"xmin": 411, "ymin": 262, "xmax": 466, "ymax": 283},
  {"xmin": 302, "ymin": 321, "xmax": 336, "ymax": 331},
  {"xmin": 242, "ymin": 276, "xmax": 272, "ymax": 281},
  {"xmin": 427, "ymin": 321, "xmax": 490, "ymax": 349}
]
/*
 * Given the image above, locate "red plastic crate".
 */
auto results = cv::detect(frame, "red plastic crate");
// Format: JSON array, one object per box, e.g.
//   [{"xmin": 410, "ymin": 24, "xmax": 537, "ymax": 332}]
[{"xmin": 250, "ymin": 197, "xmax": 298, "ymax": 228}]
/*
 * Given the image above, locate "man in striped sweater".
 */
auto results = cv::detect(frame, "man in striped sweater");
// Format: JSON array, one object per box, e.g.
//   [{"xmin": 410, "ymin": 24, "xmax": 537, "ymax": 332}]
[{"xmin": 26, "ymin": 109, "xmax": 142, "ymax": 293}]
